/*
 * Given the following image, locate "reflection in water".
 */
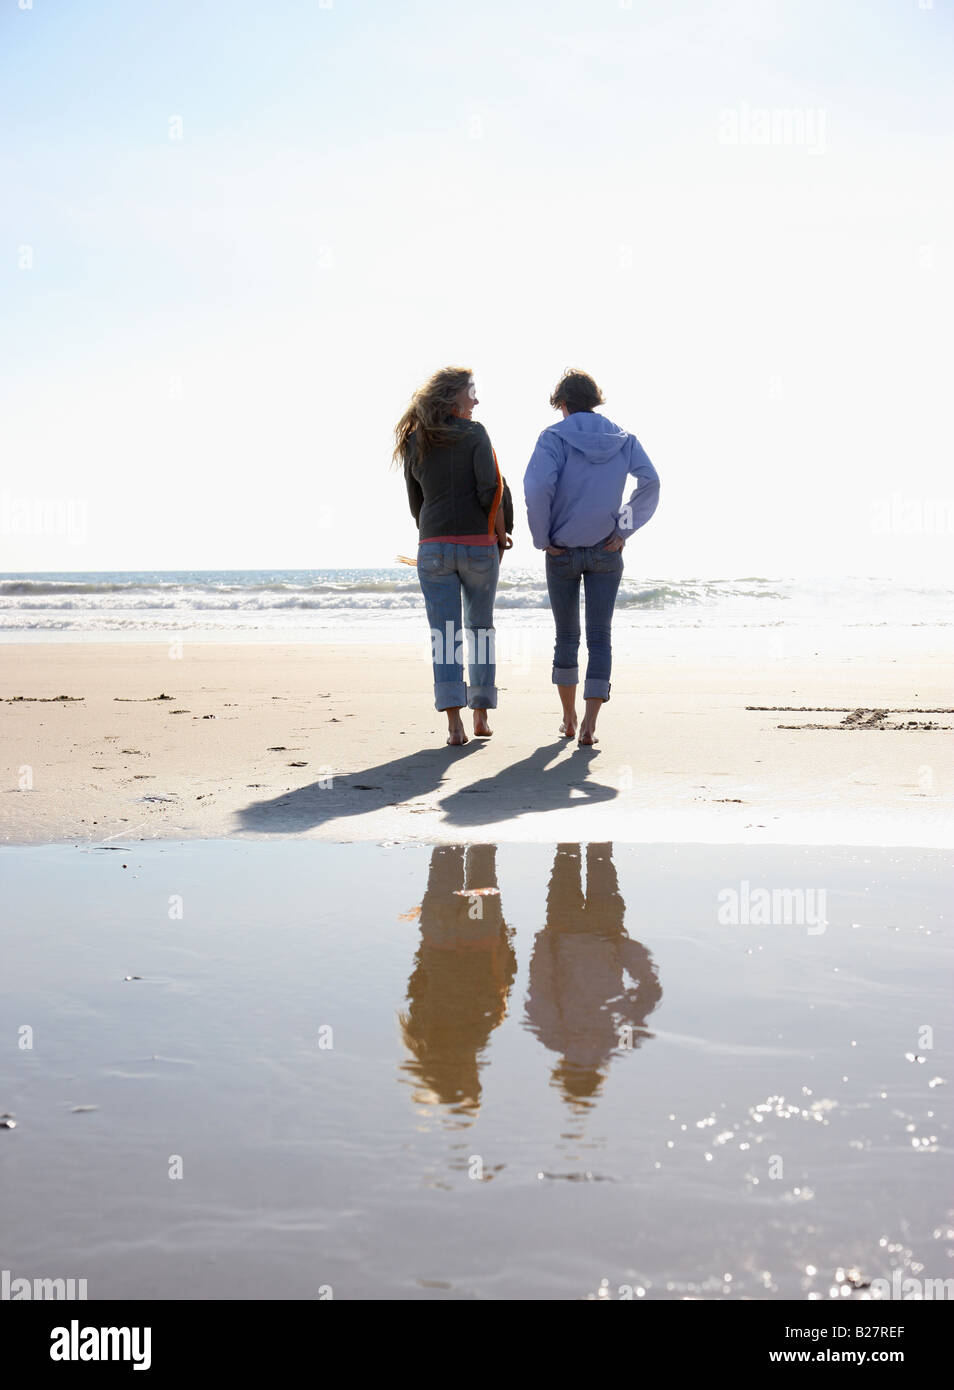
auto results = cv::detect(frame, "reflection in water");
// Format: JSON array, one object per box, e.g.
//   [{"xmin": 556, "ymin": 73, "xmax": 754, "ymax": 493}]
[
  {"xmin": 398, "ymin": 845, "xmax": 516, "ymax": 1120},
  {"xmin": 398, "ymin": 842, "xmax": 662, "ymax": 1122},
  {"xmin": 524, "ymin": 843, "xmax": 662, "ymax": 1111}
]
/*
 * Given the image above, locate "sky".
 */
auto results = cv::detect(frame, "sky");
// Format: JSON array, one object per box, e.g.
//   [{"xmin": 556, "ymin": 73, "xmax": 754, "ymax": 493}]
[{"xmin": 2, "ymin": 0, "xmax": 952, "ymax": 577}]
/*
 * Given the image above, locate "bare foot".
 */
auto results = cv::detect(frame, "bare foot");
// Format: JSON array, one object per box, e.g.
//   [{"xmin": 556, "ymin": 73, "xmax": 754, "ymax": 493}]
[
  {"xmin": 559, "ymin": 719, "xmax": 577, "ymax": 739},
  {"xmin": 446, "ymin": 716, "xmax": 469, "ymax": 746},
  {"xmin": 472, "ymin": 710, "xmax": 493, "ymax": 737},
  {"xmin": 577, "ymin": 727, "xmax": 599, "ymax": 747}
]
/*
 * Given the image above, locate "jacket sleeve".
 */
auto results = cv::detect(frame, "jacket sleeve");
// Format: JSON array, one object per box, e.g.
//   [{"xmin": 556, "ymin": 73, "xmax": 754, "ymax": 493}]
[
  {"xmin": 615, "ymin": 436, "xmax": 660, "ymax": 541},
  {"xmin": 404, "ymin": 459, "xmax": 424, "ymax": 526},
  {"xmin": 523, "ymin": 430, "xmax": 563, "ymax": 549},
  {"xmin": 472, "ymin": 424, "xmax": 500, "ymax": 513}
]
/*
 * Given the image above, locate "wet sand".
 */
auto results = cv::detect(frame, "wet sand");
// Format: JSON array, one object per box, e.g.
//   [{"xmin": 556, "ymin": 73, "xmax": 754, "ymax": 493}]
[{"xmin": 1, "ymin": 840, "xmax": 950, "ymax": 1300}]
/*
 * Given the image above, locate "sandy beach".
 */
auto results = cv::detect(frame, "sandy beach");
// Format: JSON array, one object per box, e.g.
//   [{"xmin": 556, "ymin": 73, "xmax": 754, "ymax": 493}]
[
  {"xmin": 2, "ymin": 631, "xmax": 951, "ymax": 848},
  {"xmin": 4, "ymin": 629, "xmax": 952, "ymax": 1303},
  {"xmin": 6, "ymin": 0, "xmax": 954, "ymax": 1336}
]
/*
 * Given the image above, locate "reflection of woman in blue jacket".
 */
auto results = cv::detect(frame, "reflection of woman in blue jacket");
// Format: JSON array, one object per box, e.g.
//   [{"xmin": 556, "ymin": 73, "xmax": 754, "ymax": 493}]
[
  {"xmin": 523, "ymin": 842, "xmax": 662, "ymax": 1111},
  {"xmin": 524, "ymin": 370, "xmax": 660, "ymax": 748}
]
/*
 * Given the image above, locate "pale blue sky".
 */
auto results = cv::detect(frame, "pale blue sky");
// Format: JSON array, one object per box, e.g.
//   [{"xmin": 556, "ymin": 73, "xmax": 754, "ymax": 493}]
[{"xmin": 2, "ymin": 0, "xmax": 951, "ymax": 575}]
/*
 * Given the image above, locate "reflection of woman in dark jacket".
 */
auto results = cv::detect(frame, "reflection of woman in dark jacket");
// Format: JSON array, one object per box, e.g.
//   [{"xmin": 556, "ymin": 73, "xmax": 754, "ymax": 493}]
[
  {"xmin": 398, "ymin": 844, "xmax": 516, "ymax": 1119},
  {"xmin": 524, "ymin": 843, "xmax": 662, "ymax": 1110},
  {"xmin": 394, "ymin": 367, "xmax": 512, "ymax": 746}
]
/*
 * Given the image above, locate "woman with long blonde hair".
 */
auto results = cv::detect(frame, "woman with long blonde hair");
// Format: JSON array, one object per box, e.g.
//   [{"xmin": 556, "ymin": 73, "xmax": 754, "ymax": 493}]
[{"xmin": 394, "ymin": 367, "xmax": 511, "ymax": 746}]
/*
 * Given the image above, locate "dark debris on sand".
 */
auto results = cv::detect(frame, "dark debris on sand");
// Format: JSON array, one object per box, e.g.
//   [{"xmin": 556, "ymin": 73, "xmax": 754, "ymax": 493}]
[
  {"xmin": 114, "ymin": 694, "xmax": 174, "ymax": 702},
  {"xmin": 4, "ymin": 694, "xmax": 83, "ymax": 702},
  {"xmin": 748, "ymin": 705, "xmax": 952, "ymax": 731}
]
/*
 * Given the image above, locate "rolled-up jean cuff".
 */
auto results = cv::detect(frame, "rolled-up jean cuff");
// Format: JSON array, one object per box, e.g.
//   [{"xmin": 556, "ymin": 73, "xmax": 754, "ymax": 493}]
[
  {"xmin": 552, "ymin": 666, "xmax": 579, "ymax": 685},
  {"xmin": 434, "ymin": 680, "xmax": 467, "ymax": 711},
  {"xmin": 467, "ymin": 688, "xmax": 497, "ymax": 710},
  {"xmin": 583, "ymin": 679, "xmax": 610, "ymax": 702}
]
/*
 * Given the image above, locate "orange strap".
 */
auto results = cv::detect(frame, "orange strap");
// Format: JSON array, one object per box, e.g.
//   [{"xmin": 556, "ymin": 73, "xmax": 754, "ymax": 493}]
[{"xmin": 487, "ymin": 447, "xmax": 504, "ymax": 534}]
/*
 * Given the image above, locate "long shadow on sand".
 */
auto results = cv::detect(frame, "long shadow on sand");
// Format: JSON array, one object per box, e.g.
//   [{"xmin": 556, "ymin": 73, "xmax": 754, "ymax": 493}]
[
  {"xmin": 236, "ymin": 739, "xmax": 617, "ymax": 834},
  {"xmin": 235, "ymin": 741, "xmax": 485, "ymax": 834},
  {"xmin": 439, "ymin": 740, "xmax": 618, "ymax": 827}
]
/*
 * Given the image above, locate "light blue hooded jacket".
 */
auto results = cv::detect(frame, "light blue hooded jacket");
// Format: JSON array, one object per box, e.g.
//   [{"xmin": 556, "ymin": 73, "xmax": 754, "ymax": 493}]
[{"xmin": 523, "ymin": 412, "xmax": 660, "ymax": 550}]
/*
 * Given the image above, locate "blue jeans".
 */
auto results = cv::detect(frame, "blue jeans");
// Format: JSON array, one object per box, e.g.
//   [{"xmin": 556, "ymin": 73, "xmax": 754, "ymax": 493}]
[
  {"xmin": 417, "ymin": 542, "xmax": 499, "ymax": 710},
  {"xmin": 545, "ymin": 542, "xmax": 624, "ymax": 701}
]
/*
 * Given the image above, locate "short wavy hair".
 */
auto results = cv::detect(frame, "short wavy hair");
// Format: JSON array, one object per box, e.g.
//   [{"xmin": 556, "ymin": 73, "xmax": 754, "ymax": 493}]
[{"xmin": 549, "ymin": 369, "xmax": 605, "ymax": 414}]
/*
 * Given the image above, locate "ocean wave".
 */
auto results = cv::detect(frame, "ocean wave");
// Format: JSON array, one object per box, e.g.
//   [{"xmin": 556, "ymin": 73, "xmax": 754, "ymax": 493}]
[
  {"xmin": 0, "ymin": 577, "xmax": 417, "ymax": 599},
  {"xmin": 2, "ymin": 593, "xmax": 427, "ymax": 612},
  {"xmin": 0, "ymin": 580, "xmax": 152, "ymax": 596},
  {"xmin": 0, "ymin": 585, "xmax": 786, "ymax": 613},
  {"xmin": 1, "ymin": 571, "xmax": 950, "ymax": 636}
]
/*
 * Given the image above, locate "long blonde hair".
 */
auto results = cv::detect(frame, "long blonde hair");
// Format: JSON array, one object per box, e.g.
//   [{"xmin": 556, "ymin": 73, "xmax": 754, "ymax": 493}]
[{"xmin": 392, "ymin": 366, "xmax": 472, "ymax": 468}]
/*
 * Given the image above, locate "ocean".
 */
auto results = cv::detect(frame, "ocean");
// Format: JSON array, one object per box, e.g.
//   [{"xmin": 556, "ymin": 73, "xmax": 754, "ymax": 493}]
[{"xmin": 1, "ymin": 571, "xmax": 949, "ymax": 642}]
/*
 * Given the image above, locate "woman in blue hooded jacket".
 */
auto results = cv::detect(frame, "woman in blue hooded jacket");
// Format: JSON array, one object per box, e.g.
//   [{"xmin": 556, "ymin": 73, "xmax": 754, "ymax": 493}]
[{"xmin": 523, "ymin": 370, "xmax": 660, "ymax": 747}]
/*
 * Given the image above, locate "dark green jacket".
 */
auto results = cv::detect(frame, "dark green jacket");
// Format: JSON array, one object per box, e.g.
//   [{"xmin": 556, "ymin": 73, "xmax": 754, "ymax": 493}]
[{"xmin": 404, "ymin": 418, "xmax": 504, "ymax": 541}]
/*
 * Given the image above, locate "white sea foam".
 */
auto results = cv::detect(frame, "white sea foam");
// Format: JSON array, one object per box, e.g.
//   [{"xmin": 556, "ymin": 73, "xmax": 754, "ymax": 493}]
[{"xmin": 0, "ymin": 570, "xmax": 948, "ymax": 641}]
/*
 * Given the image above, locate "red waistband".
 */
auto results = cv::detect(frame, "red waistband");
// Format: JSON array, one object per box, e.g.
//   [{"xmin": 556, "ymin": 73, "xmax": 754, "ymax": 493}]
[{"xmin": 420, "ymin": 535, "xmax": 496, "ymax": 546}]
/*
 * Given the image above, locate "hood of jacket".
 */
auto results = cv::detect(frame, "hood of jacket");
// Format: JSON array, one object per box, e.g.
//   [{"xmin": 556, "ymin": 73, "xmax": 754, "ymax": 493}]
[{"xmin": 547, "ymin": 411, "xmax": 629, "ymax": 464}]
